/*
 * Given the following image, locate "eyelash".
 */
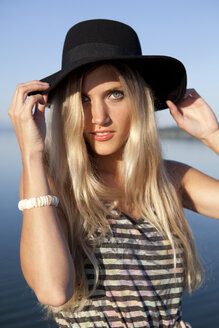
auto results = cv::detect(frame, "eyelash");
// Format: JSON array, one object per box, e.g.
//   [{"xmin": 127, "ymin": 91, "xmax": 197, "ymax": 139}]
[
  {"xmin": 109, "ymin": 90, "xmax": 124, "ymax": 100},
  {"xmin": 81, "ymin": 90, "xmax": 124, "ymax": 103},
  {"xmin": 82, "ymin": 95, "xmax": 89, "ymax": 103}
]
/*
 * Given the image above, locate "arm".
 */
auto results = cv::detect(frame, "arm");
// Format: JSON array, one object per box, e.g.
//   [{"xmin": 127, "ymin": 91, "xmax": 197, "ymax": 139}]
[
  {"xmin": 166, "ymin": 89, "xmax": 219, "ymax": 219},
  {"xmin": 9, "ymin": 81, "xmax": 75, "ymax": 306},
  {"xmin": 165, "ymin": 160, "xmax": 219, "ymax": 219}
]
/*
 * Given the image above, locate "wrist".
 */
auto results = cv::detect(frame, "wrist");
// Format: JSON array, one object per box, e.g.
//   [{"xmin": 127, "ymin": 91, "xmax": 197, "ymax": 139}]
[
  {"xmin": 202, "ymin": 129, "xmax": 219, "ymax": 145},
  {"xmin": 22, "ymin": 151, "xmax": 44, "ymax": 166},
  {"xmin": 21, "ymin": 152, "xmax": 50, "ymax": 199},
  {"xmin": 201, "ymin": 129, "xmax": 219, "ymax": 155}
]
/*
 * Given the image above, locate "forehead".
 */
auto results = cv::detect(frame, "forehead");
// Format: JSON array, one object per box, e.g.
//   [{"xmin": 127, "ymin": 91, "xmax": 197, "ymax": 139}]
[{"xmin": 82, "ymin": 64, "xmax": 121, "ymax": 93}]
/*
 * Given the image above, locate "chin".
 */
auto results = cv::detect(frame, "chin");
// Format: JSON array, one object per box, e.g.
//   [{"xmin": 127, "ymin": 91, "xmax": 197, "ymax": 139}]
[
  {"xmin": 90, "ymin": 144, "xmax": 125, "ymax": 158},
  {"xmin": 85, "ymin": 138, "xmax": 126, "ymax": 158},
  {"xmin": 92, "ymin": 148, "xmax": 117, "ymax": 157}
]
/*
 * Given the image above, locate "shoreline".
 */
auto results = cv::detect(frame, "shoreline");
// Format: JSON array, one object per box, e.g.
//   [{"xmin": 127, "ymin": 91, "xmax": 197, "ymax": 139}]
[
  {"xmin": 158, "ymin": 126, "xmax": 193, "ymax": 139},
  {"xmin": 0, "ymin": 125, "xmax": 193, "ymax": 139}
]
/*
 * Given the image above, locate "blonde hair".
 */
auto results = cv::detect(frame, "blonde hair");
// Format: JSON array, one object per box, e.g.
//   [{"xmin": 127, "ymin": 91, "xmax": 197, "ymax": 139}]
[{"xmin": 45, "ymin": 62, "xmax": 204, "ymax": 313}]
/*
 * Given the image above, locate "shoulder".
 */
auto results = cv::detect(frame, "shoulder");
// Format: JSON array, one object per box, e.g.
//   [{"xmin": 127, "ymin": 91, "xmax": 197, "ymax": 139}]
[
  {"xmin": 164, "ymin": 159, "xmax": 191, "ymax": 191},
  {"xmin": 164, "ymin": 159, "xmax": 196, "ymax": 211},
  {"xmin": 164, "ymin": 159, "xmax": 215, "ymax": 190},
  {"xmin": 164, "ymin": 159, "xmax": 219, "ymax": 217}
]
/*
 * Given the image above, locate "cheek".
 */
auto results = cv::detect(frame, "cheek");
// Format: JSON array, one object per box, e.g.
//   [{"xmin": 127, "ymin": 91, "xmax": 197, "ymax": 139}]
[
  {"xmin": 119, "ymin": 112, "xmax": 131, "ymax": 135},
  {"xmin": 83, "ymin": 110, "xmax": 91, "ymax": 131}
]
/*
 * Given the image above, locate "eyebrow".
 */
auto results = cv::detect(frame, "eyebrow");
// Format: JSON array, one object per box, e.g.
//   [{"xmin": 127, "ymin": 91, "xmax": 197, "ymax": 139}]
[{"xmin": 82, "ymin": 85, "xmax": 124, "ymax": 97}]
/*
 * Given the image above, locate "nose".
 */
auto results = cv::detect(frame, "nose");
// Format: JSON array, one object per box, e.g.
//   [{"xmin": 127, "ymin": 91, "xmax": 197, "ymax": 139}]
[{"xmin": 91, "ymin": 99, "xmax": 111, "ymax": 126}]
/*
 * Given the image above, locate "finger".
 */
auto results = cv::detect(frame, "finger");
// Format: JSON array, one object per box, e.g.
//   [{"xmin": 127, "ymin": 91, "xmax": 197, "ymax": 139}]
[
  {"xmin": 184, "ymin": 88, "xmax": 201, "ymax": 99},
  {"xmin": 25, "ymin": 94, "xmax": 47, "ymax": 118},
  {"xmin": 8, "ymin": 89, "xmax": 19, "ymax": 118},
  {"xmin": 9, "ymin": 82, "xmax": 33, "ymax": 114},
  {"xmin": 9, "ymin": 81, "xmax": 49, "ymax": 119},
  {"xmin": 16, "ymin": 81, "xmax": 50, "ymax": 106},
  {"xmin": 36, "ymin": 94, "xmax": 48, "ymax": 113},
  {"xmin": 34, "ymin": 105, "xmax": 46, "ymax": 122},
  {"xmin": 166, "ymin": 100, "xmax": 183, "ymax": 125}
]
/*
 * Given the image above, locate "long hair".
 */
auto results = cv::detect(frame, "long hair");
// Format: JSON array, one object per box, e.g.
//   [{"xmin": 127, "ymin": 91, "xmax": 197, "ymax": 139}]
[{"xmin": 44, "ymin": 62, "xmax": 204, "ymax": 313}]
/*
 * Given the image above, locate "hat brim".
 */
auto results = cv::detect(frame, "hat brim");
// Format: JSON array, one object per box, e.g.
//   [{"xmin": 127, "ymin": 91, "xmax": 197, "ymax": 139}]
[{"xmin": 29, "ymin": 55, "xmax": 186, "ymax": 111}]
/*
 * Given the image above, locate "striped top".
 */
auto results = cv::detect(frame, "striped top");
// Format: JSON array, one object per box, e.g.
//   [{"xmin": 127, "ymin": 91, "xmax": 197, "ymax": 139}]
[{"xmin": 55, "ymin": 212, "xmax": 184, "ymax": 328}]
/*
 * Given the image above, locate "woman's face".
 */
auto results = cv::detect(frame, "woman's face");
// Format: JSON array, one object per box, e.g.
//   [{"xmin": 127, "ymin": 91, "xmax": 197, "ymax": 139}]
[{"xmin": 82, "ymin": 65, "xmax": 131, "ymax": 158}]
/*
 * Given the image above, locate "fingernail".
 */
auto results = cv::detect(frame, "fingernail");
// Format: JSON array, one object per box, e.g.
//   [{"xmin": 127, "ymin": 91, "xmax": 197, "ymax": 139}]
[{"xmin": 42, "ymin": 82, "xmax": 49, "ymax": 86}]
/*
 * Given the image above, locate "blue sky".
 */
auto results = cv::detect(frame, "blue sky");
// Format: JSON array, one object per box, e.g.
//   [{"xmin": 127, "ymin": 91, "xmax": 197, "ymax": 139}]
[{"xmin": 1, "ymin": 0, "xmax": 219, "ymax": 127}]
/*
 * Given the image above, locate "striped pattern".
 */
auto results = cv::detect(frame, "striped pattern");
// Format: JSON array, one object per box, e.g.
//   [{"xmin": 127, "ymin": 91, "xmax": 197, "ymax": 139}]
[{"xmin": 55, "ymin": 212, "xmax": 184, "ymax": 327}]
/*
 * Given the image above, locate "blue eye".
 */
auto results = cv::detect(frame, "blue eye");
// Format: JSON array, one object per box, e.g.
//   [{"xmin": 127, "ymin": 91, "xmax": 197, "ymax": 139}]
[{"xmin": 110, "ymin": 90, "xmax": 124, "ymax": 100}]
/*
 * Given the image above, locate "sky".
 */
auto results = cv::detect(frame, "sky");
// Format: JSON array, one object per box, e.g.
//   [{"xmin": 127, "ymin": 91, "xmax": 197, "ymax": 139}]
[{"xmin": 1, "ymin": 0, "xmax": 219, "ymax": 127}]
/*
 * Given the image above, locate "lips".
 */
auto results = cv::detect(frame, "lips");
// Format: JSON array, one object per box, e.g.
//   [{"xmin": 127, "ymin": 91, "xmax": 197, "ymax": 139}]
[{"xmin": 90, "ymin": 130, "xmax": 114, "ymax": 141}]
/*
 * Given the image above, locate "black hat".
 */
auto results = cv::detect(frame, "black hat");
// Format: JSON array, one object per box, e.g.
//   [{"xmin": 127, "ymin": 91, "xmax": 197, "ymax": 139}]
[{"xmin": 30, "ymin": 19, "xmax": 187, "ymax": 110}]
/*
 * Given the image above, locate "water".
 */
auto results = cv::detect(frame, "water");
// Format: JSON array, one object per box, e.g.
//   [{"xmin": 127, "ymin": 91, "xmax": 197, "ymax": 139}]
[
  {"xmin": 0, "ymin": 130, "xmax": 218, "ymax": 328},
  {"xmin": 161, "ymin": 138, "xmax": 219, "ymax": 327},
  {"xmin": 0, "ymin": 130, "xmax": 56, "ymax": 328}
]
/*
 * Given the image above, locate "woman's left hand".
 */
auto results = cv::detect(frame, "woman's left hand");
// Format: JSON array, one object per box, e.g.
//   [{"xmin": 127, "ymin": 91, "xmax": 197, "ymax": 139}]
[{"xmin": 166, "ymin": 89, "xmax": 219, "ymax": 142}]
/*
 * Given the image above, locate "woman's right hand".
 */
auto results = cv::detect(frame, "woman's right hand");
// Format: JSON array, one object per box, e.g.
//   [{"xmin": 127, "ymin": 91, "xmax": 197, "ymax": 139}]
[{"xmin": 8, "ymin": 81, "xmax": 50, "ymax": 159}]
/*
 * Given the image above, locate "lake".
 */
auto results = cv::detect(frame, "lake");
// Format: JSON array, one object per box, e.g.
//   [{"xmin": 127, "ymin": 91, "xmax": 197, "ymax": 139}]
[{"xmin": 0, "ymin": 130, "xmax": 218, "ymax": 328}]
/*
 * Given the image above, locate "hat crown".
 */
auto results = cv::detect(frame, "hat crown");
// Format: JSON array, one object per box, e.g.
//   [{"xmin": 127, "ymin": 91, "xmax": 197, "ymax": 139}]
[
  {"xmin": 62, "ymin": 19, "xmax": 142, "ymax": 68},
  {"xmin": 32, "ymin": 19, "xmax": 186, "ymax": 111}
]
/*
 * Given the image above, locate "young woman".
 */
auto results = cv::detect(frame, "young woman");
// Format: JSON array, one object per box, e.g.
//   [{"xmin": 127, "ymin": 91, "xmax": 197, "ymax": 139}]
[{"xmin": 9, "ymin": 20, "xmax": 219, "ymax": 328}]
